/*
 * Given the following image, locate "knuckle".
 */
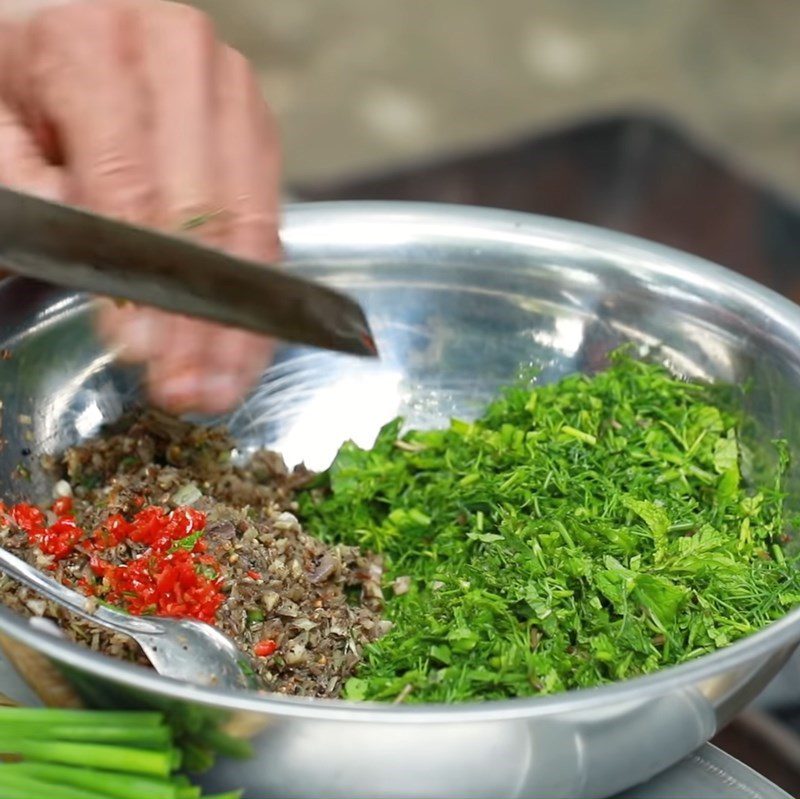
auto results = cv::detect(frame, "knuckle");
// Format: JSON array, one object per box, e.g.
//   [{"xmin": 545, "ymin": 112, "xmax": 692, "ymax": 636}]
[
  {"xmin": 218, "ymin": 47, "xmax": 273, "ymax": 127},
  {"xmin": 31, "ymin": 1, "xmax": 123, "ymax": 45},
  {"xmin": 224, "ymin": 47, "xmax": 253, "ymax": 83},
  {"xmin": 29, "ymin": 2, "xmax": 129, "ymax": 87},
  {"xmin": 83, "ymin": 149, "xmax": 153, "ymax": 218},
  {"xmin": 168, "ymin": 200, "xmax": 226, "ymax": 241},
  {"xmin": 228, "ymin": 210, "xmax": 281, "ymax": 261},
  {"xmin": 89, "ymin": 148, "xmax": 141, "ymax": 182},
  {"xmin": 235, "ymin": 209, "xmax": 279, "ymax": 231},
  {"xmin": 160, "ymin": 2, "xmax": 216, "ymax": 47}
]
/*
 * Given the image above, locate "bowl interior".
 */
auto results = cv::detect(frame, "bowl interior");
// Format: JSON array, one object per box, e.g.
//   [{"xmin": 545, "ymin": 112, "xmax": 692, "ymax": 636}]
[{"xmin": 2, "ymin": 202, "xmax": 800, "ymax": 514}]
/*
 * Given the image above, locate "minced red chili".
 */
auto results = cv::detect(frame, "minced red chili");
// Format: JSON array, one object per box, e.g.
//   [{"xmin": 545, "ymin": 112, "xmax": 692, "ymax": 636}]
[
  {"xmin": 52, "ymin": 497, "xmax": 73, "ymax": 517},
  {"xmin": 5, "ymin": 502, "xmax": 82, "ymax": 560},
  {"xmin": 254, "ymin": 639, "xmax": 277, "ymax": 657},
  {"xmin": 1, "ymin": 498, "xmax": 225, "ymax": 625}
]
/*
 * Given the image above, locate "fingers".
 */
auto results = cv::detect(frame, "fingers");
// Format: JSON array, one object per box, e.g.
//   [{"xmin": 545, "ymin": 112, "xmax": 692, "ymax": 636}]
[
  {"xmin": 214, "ymin": 47, "xmax": 281, "ymax": 262},
  {"xmin": 95, "ymin": 300, "xmax": 166, "ymax": 364},
  {"xmin": 6, "ymin": 0, "xmax": 283, "ymax": 415},
  {"xmin": 0, "ymin": 99, "xmax": 64, "ymax": 201},
  {"xmin": 194, "ymin": 45, "xmax": 281, "ymax": 413},
  {"xmin": 94, "ymin": 1, "xmax": 221, "ymax": 412},
  {"xmin": 129, "ymin": 2, "xmax": 222, "ymax": 412},
  {"xmin": 139, "ymin": 1, "xmax": 220, "ymax": 236},
  {"xmin": 27, "ymin": 0, "xmax": 154, "ymax": 221},
  {"xmin": 126, "ymin": 3, "xmax": 230, "ymax": 411},
  {"xmin": 25, "ymin": 1, "xmax": 165, "ymax": 397},
  {"xmin": 0, "ymin": 19, "xmax": 63, "ymax": 281},
  {"xmin": 138, "ymin": 22, "xmax": 280, "ymax": 415}
]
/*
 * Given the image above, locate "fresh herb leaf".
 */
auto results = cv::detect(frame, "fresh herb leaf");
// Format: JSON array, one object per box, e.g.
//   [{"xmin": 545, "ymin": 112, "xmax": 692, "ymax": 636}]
[
  {"xmin": 301, "ymin": 351, "xmax": 799, "ymax": 703},
  {"xmin": 169, "ymin": 529, "xmax": 205, "ymax": 553}
]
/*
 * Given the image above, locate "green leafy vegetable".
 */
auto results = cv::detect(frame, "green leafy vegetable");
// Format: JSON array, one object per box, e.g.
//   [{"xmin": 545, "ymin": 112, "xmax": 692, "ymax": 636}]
[
  {"xmin": 169, "ymin": 529, "xmax": 205, "ymax": 553},
  {"xmin": 0, "ymin": 707, "xmax": 244, "ymax": 799},
  {"xmin": 300, "ymin": 351, "xmax": 799, "ymax": 703}
]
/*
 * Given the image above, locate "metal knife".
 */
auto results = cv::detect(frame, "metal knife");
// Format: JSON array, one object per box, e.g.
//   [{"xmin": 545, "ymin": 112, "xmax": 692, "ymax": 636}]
[{"xmin": 0, "ymin": 185, "xmax": 377, "ymax": 357}]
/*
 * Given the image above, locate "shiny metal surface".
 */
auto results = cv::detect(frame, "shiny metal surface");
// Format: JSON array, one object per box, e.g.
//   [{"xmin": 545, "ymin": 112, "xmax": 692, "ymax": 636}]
[
  {"xmin": 617, "ymin": 745, "xmax": 792, "ymax": 799},
  {"xmin": 2, "ymin": 202, "xmax": 800, "ymax": 798},
  {"xmin": 0, "ymin": 546, "xmax": 254, "ymax": 691},
  {"xmin": 0, "ymin": 186, "xmax": 375, "ymax": 356},
  {"xmin": 0, "ymin": 655, "xmax": 789, "ymax": 799}
]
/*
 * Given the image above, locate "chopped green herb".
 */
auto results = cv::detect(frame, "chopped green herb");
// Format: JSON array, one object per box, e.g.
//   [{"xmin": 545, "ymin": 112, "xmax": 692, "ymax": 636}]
[
  {"xmin": 169, "ymin": 529, "xmax": 205, "ymax": 554},
  {"xmin": 198, "ymin": 565, "xmax": 218, "ymax": 580},
  {"xmin": 300, "ymin": 351, "xmax": 799, "ymax": 703},
  {"xmin": 246, "ymin": 608, "xmax": 265, "ymax": 624},
  {"xmin": 13, "ymin": 465, "xmax": 30, "ymax": 481},
  {"xmin": 180, "ymin": 209, "xmax": 225, "ymax": 231},
  {"xmin": 80, "ymin": 474, "xmax": 101, "ymax": 490}
]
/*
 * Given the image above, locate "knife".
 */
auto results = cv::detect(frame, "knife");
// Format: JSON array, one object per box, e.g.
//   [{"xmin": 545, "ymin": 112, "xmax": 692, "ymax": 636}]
[{"xmin": 0, "ymin": 185, "xmax": 377, "ymax": 357}]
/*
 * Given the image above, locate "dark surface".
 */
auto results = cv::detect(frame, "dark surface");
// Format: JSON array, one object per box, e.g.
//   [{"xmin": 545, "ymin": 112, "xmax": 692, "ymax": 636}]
[
  {"xmin": 297, "ymin": 113, "xmax": 800, "ymax": 793},
  {"xmin": 715, "ymin": 716, "xmax": 800, "ymax": 797},
  {"xmin": 299, "ymin": 114, "xmax": 800, "ymax": 305}
]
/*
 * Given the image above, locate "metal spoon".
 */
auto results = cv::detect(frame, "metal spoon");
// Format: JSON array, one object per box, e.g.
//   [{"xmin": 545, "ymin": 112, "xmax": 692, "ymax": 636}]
[{"xmin": 0, "ymin": 545, "xmax": 256, "ymax": 691}]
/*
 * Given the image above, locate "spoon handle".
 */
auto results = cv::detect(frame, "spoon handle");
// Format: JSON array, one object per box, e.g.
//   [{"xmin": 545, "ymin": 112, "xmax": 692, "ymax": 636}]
[{"xmin": 0, "ymin": 546, "xmax": 162, "ymax": 635}]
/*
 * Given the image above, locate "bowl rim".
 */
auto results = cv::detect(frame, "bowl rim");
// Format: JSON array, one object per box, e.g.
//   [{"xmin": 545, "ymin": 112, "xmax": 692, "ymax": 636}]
[{"xmin": 3, "ymin": 198, "xmax": 800, "ymax": 722}]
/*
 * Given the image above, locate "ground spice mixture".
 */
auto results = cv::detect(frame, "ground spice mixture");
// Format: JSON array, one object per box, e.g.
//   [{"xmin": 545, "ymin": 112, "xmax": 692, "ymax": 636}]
[{"xmin": 0, "ymin": 410, "xmax": 387, "ymax": 698}]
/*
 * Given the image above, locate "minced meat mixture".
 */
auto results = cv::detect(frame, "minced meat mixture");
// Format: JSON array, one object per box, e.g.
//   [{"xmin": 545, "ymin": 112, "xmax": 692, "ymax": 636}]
[{"xmin": 0, "ymin": 409, "xmax": 389, "ymax": 698}]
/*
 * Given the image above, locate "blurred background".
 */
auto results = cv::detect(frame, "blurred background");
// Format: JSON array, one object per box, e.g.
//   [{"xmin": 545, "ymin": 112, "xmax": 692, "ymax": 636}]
[
  {"xmin": 188, "ymin": 0, "xmax": 800, "ymax": 300},
  {"xmin": 193, "ymin": 0, "xmax": 799, "ymax": 197},
  {"xmin": 188, "ymin": 0, "xmax": 800, "ymax": 197},
  {"xmin": 188, "ymin": 0, "xmax": 800, "ymax": 791}
]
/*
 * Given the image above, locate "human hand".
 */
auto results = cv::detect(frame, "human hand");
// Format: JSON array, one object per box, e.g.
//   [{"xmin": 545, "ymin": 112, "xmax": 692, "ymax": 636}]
[{"xmin": 0, "ymin": 0, "xmax": 281, "ymax": 414}]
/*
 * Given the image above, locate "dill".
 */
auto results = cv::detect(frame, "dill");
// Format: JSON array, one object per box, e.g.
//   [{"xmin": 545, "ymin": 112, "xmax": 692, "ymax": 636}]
[{"xmin": 300, "ymin": 351, "xmax": 800, "ymax": 703}]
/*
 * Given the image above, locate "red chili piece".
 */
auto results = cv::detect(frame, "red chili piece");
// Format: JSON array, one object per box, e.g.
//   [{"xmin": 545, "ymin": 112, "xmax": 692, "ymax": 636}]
[
  {"xmin": 52, "ymin": 497, "xmax": 73, "ymax": 517},
  {"xmin": 9, "ymin": 503, "xmax": 81, "ymax": 558},
  {"xmin": 254, "ymin": 639, "xmax": 277, "ymax": 657},
  {"xmin": 104, "ymin": 549, "xmax": 224, "ymax": 624},
  {"xmin": 3, "ymin": 498, "xmax": 226, "ymax": 625}
]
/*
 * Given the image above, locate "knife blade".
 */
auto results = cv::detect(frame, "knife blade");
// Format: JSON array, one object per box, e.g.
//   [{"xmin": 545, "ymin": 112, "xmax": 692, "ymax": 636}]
[{"xmin": 0, "ymin": 185, "xmax": 377, "ymax": 357}]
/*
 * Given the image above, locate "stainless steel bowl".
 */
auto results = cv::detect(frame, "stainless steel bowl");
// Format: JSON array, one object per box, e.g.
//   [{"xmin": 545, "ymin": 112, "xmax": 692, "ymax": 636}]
[{"xmin": 2, "ymin": 202, "xmax": 800, "ymax": 799}]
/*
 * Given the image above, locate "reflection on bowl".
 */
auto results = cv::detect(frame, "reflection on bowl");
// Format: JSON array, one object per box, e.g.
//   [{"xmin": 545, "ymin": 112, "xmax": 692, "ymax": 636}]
[{"xmin": 2, "ymin": 202, "xmax": 800, "ymax": 798}]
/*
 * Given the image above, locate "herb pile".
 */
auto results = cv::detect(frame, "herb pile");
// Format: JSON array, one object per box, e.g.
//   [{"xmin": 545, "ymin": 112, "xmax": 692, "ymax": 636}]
[{"xmin": 301, "ymin": 352, "xmax": 800, "ymax": 703}]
